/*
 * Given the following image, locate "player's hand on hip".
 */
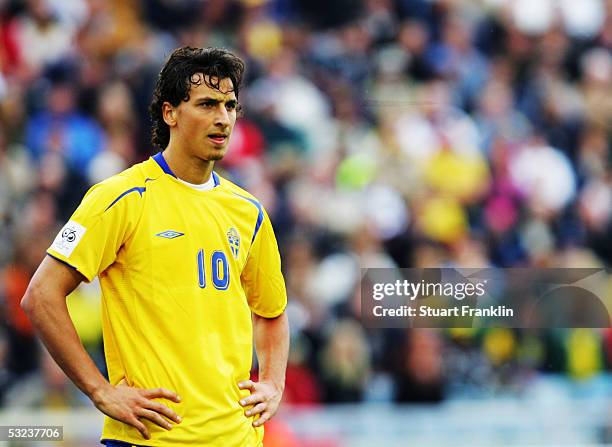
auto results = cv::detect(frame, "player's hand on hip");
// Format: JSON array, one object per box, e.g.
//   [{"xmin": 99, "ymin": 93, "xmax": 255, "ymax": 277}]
[
  {"xmin": 238, "ymin": 379, "xmax": 283, "ymax": 427},
  {"xmin": 92, "ymin": 379, "xmax": 182, "ymax": 440}
]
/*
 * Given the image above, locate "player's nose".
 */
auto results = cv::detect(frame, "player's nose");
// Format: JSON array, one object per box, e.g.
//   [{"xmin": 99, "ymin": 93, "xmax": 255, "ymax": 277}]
[{"xmin": 213, "ymin": 105, "xmax": 231, "ymax": 128}]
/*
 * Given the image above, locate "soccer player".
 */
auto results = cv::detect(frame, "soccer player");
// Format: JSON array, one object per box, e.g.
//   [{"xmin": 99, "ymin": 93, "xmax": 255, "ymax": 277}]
[{"xmin": 21, "ymin": 47, "xmax": 289, "ymax": 446}]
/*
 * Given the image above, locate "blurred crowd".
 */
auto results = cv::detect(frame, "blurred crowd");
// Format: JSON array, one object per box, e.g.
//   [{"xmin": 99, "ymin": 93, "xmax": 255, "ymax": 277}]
[{"xmin": 1, "ymin": 0, "xmax": 611, "ymax": 419}]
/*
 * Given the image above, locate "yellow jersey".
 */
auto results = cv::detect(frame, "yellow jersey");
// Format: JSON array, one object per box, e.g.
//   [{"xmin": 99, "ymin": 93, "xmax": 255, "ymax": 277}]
[{"xmin": 47, "ymin": 152, "xmax": 287, "ymax": 446}]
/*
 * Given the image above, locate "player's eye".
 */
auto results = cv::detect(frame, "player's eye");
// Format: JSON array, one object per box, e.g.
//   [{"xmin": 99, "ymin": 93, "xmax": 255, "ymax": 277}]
[{"xmin": 226, "ymin": 101, "xmax": 237, "ymax": 111}]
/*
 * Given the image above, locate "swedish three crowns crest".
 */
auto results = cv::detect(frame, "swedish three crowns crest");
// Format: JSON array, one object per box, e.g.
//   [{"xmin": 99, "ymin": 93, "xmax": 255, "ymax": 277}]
[{"xmin": 227, "ymin": 228, "xmax": 240, "ymax": 259}]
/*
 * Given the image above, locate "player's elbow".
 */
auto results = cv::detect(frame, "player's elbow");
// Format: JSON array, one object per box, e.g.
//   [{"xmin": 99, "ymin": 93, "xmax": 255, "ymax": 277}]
[
  {"xmin": 21, "ymin": 278, "xmax": 47, "ymax": 317},
  {"xmin": 21, "ymin": 283, "xmax": 37, "ymax": 315}
]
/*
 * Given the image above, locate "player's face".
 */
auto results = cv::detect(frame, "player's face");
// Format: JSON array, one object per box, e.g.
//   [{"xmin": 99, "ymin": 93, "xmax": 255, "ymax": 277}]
[{"xmin": 173, "ymin": 75, "xmax": 238, "ymax": 162}]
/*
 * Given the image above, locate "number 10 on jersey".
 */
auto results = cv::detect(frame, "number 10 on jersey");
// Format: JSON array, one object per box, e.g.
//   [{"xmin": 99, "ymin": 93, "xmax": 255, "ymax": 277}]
[{"xmin": 197, "ymin": 249, "xmax": 230, "ymax": 290}]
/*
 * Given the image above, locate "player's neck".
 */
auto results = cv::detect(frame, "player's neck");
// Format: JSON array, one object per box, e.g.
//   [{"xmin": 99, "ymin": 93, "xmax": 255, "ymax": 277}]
[{"xmin": 162, "ymin": 147, "xmax": 214, "ymax": 185}]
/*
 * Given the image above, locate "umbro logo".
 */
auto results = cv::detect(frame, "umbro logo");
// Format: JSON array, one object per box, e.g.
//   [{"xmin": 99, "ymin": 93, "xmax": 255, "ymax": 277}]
[{"xmin": 156, "ymin": 230, "xmax": 184, "ymax": 239}]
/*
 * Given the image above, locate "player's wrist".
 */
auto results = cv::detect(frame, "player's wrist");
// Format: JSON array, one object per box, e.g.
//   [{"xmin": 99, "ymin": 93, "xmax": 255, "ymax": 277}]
[
  {"xmin": 260, "ymin": 377, "xmax": 285, "ymax": 394},
  {"xmin": 89, "ymin": 381, "xmax": 113, "ymax": 406}
]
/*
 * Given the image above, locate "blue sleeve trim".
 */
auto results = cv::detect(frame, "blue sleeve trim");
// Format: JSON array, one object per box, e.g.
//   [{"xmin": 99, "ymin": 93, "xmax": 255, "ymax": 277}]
[
  {"xmin": 152, "ymin": 152, "xmax": 176, "ymax": 177},
  {"xmin": 105, "ymin": 187, "xmax": 146, "ymax": 212},
  {"xmin": 233, "ymin": 193, "xmax": 264, "ymax": 243},
  {"xmin": 47, "ymin": 253, "xmax": 79, "ymax": 271}
]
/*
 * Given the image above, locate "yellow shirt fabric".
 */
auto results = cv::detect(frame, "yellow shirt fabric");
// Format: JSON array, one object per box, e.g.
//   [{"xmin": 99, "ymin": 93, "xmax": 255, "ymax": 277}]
[{"xmin": 47, "ymin": 153, "xmax": 287, "ymax": 446}]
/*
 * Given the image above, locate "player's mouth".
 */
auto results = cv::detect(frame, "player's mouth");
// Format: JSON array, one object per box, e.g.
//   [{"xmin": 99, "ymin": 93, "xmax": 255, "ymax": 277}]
[{"xmin": 208, "ymin": 133, "xmax": 228, "ymax": 146}]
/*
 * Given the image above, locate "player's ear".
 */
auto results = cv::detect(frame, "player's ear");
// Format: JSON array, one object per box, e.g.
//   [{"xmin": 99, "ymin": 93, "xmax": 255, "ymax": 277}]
[{"xmin": 162, "ymin": 102, "xmax": 177, "ymax": 127}]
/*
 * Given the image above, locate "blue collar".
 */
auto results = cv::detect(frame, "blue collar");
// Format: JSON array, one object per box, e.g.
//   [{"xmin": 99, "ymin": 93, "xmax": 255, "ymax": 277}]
[
  {"xmin": 153, "ymin": 152, "xmax": 220, "ymax": 186},
  {"xmin": 153, "ymin": 152, "xmax": 176, "ymax": 177}
]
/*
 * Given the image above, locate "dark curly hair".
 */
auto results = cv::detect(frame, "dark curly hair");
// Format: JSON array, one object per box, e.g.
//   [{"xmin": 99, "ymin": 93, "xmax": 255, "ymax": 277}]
[{"xmin": 149, "ymin": 46, "xmax": 245, "ymax": 151}]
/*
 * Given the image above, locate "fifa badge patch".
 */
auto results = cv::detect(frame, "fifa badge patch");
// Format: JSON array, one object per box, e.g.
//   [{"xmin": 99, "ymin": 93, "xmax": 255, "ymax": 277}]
[
  {"xmin": 51, "ymin": 221, "xmax": 87, "ymax": 257},
  {"xmin": 227, "ymin": 227, "xmax": 240, "ymax": 259}
]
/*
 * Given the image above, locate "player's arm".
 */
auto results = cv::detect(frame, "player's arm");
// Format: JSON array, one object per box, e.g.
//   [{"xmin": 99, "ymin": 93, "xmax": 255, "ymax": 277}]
[
  {"xmin": 238, "ymin": 205, "xmax": 289, "ymax": 426},
  {"xmin": 239, "ymin": 311, "xmax": 289, "ymax": 427},
  {"xmin": 21, "ymin": 256, "xmax": 182, "ymax": 440}
]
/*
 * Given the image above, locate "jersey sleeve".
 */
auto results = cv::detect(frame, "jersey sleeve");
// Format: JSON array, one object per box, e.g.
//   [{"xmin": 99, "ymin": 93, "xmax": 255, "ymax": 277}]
[
  {"xmin": 47, "ymin": 178, "xmax": 143, "ymax": 282},
  {"xmin": 241, "ymin": 209, "xmax": 287, "ymax": 318}
]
